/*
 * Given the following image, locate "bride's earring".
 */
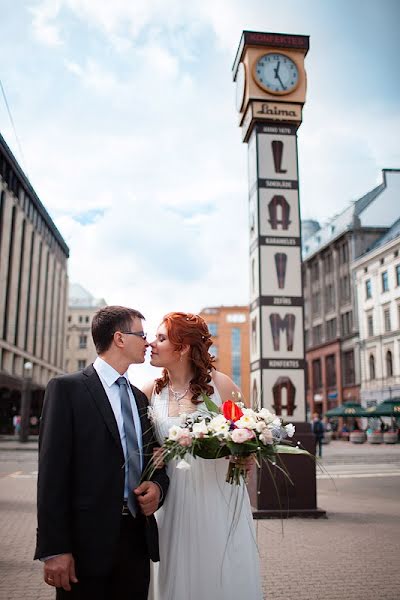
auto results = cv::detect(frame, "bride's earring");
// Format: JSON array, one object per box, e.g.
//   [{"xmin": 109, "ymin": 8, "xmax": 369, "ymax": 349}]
[{"xmin": 180, "ymin": 353, "xmax": 183, "ymax": 363}]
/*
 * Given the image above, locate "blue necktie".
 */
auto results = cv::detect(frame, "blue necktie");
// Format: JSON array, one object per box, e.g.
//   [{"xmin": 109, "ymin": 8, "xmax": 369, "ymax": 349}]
[{"xmin": 116, "ymin": 377, "xmax": 141, "ymax": 516}]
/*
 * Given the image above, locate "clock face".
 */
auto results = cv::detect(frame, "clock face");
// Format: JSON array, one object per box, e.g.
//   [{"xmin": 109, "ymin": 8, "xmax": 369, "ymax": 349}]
[
  {"xmin": 235, "ymin": 63, "xmax": 246, "ymax": 111},
  {"xmin": 254, "ymin": 53, "xmax": 299, "ymax": 95}
]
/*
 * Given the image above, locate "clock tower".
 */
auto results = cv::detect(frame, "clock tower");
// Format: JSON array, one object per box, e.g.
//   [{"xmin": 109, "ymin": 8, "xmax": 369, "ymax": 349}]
[{"xmin": 233, "ymin": 31, "xmax": 324, "ymax": 517}]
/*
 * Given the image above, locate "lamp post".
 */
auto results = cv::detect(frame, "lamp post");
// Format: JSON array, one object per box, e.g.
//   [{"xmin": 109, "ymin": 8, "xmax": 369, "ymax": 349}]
[{"xmin": 19, "ymin": 361, "xmax": 33, "ymax": 443}]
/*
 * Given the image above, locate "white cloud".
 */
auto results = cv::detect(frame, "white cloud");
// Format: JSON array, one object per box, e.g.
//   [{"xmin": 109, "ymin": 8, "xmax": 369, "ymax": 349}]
[{"xmin": 29, "ymin": 0, "xmax": 63, "ymax": 46}]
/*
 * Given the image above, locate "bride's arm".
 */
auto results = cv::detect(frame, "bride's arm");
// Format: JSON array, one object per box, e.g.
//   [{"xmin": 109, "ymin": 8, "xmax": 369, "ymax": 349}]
[
  {"xmin": 212, "ymin": 370, "xmax": 249, "ymax": 407},
  {"xmin": 140, "ymin": 380, "xmax": 165, "ymax": 469}
]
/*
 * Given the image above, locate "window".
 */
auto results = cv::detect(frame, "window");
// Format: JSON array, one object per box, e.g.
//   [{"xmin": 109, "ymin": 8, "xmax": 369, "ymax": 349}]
[
  {"xmin": 396, "ymin": 265, "xmax": 400, "ymax": 287},
  {"xmin": 341, "ymin": 311, "xmax": 353, "ymax": 336},
  {"xmin": 311, "ymin": 291, "xmax": 321, "ymax": 315},
  {"xmin": 209, "ymin": 344, "xmax": 218, "ymax": 358},
  {"xmin": 326, "ymin": 318, "xmax": 337, "ymax": 340},
  {"xmin": 312, "ymin": 359, "xmax": 322, "ymax": 389},
  {"xmin": 367, "ymin": 314, "xmax": 374, "ymax": 337},
  {"xmin": 365, "ymin": 279, "xmax": 372, "ymax": 299},
  {"xmin": 78, "ymin": 359, "xmax": 86, "ymax": 370},
  {"xmin": 323, "ymin": 252, "xmax": 333, "ymax": 274},
  {"xmin": 304, "ymin": 329, "xmax": 309, "ymax": 348},
  {"xmin": 369, "ymin": 354, "xmax": 375, "ymax": 380},
  {"xmin": 384, "ymin": 308, "xmax": 391, "ymax": 332},
  {"xmin": 339, "ymin": 242, "xmax": 349, "ymax": 265},
  {"xmin": 231, "ymin": 328, "xmax": 241, "ymax": 388},
  {"xmin": 312, "ymin": 324, "xmax": 322, "ymax": 345},
  {"xmin": 68, "ymin": 315, "xmax": 72, "ymax": 323},
  {"xmin": 79, "ymin": 335, "xmax": 87, "ymax": 349},
  {"xmin": 340, "ymin": 275, "xmax": 350, "ymax": 302},
  {"xmin": 311, "ymin": 261, "xmax": 319, "ymax": 281},
  {"xmin": 386, "ymin": 350, "xmax": 393, "ymax": 377},
  {"xmin": 326, "ymin": 355, "xmax": 336, "ymax": 387},
  {"xmin": 343, "ymin": 350, "xmax": 355, "ymax": 385},
  {"xmin": 79, "ymin": 315, "xmax": 83, "ymax": 323},
  {"xmin": 382, "ymin": 271, "xmax": 389, "ymax": 292},
  {"xmin": 85, "ymin": 316, "xmax": 89, "ymax": 323},
  {"xmin": 208, "ymin": 323, "xmax": 218, "ymax": 337},
  {"xmin": 325, "ymin": 284, "xmax": 335, "ymax": 311},
  {"xmin": 66, "ymin": 335, "xmax": 70, "ymax": 349}
]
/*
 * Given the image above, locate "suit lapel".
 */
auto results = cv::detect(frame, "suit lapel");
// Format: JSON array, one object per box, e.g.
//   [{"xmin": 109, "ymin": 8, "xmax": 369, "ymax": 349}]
[{"xmin": 82, "ymin": 364, "xmax": 124, "ymax": 459}]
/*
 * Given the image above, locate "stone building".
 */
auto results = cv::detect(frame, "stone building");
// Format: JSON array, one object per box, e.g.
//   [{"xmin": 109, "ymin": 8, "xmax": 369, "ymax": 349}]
[
  {"xmin": 0, "ymin": 132, "xmax": 69, "ymax": 433},
  {"xmin": 64, "ymin": 283, "xmax": 107, "ymax": 373},
  {"xmin": 302, "ymin": 169, "xmax": 400, "ymax": 418},
  {"xmin": 354, "ymin": 219, "xmax": 400, "ymax": 407},
  {"xmin": 199, "ymin": 305, "xmax": 250, "ymax": 402}
]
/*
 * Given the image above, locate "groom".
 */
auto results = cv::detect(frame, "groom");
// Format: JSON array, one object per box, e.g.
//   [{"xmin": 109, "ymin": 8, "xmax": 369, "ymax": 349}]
[{"xmin": 34, "ymin": 306, "xmax": 169, "ymax": 599}]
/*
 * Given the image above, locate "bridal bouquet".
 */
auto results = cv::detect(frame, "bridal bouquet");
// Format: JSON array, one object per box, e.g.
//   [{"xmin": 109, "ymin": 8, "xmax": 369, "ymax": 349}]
[{"xmin": 148, "ymin": 395, "xmax": 309, "ymax": 485}]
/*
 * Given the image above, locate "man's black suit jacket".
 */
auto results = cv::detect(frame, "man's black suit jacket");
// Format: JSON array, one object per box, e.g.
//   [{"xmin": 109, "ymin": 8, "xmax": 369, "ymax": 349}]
[{"xmin": 34, "ymin": 364, "xmax": 169, "ymax": 576}]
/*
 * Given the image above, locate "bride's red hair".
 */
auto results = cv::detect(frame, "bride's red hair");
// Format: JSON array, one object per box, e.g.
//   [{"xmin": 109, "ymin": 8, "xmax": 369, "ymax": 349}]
[{"xmin": 154, "ymin": 312, "xmax": 216, "ymax": 402}]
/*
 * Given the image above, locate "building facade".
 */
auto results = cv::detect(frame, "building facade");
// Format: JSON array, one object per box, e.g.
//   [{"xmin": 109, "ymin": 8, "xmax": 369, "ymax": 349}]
[
  {"xmin": 199, "ymin": 306, "xmax": 250, "ymax": 402},
  {"xmin": 0, "ymin": 132, "xmax": 69, "ymax": 433},
  {"xmin": 354, "ymin": 220, "xmax": 400, "ymax": 406},
  {"xmin": 302, "ymin": 169, "xmax": 400, "ymax": 418},
  {"xmin": 64, "ymin": 283, "xmax": 107, "ymax": 373}
]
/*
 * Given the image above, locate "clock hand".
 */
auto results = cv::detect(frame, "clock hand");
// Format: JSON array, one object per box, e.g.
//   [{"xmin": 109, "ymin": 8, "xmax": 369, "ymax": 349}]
[
  {"xmin": 276, "ymin": 73, "xmax": 286, "ymax": 90},
  {"xmin": 274, "ymin": 61, "xmax": 281, "ymax": 79}
]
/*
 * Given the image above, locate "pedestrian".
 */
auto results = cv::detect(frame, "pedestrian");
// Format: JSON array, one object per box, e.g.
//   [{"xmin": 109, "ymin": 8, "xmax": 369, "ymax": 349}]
[
  {"xmin": 34, "ymin": 305, "xmax": 169, "ymax": 599},
  {"xmin": 13, "ymin": 414, "xmax": 21, "ymax": 437},
  {"xmin": 312, "ymin": 412, "xmax": 324, "ymax": 457}
]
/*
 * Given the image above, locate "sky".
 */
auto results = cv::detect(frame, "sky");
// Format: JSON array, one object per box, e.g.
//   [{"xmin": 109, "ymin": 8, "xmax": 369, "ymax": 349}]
[{"xmin": 1, "ymin": 0, "xmax": 399, "ymax": 381}]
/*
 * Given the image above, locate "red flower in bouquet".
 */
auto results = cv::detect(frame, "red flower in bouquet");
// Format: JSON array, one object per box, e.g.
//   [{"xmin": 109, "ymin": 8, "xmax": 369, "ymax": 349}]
[{"xmin": 221, "ymin": 400, "xmax": 243, "ymax": 422}]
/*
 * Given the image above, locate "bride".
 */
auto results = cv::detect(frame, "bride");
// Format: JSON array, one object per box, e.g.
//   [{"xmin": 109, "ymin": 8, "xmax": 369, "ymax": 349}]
[{"xmin": 142, "ymin": 312, "xmax": 263, "ymax": 600}]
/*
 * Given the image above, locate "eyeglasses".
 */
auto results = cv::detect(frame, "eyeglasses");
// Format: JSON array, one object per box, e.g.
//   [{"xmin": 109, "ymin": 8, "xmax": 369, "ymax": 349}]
[{"xmin": 121, "ymin": 331, "xmax": 147, "ymax": 340}]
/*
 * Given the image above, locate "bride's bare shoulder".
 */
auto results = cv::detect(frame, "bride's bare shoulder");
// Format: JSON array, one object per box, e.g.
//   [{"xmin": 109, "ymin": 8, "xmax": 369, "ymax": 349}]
[
  {"xmin": 212, "ymin": 371, "xmax": 242, "ymax": 401},
  {"xmin": 141, "ymin": 379, "xmax": 156, "ymax": 401}
]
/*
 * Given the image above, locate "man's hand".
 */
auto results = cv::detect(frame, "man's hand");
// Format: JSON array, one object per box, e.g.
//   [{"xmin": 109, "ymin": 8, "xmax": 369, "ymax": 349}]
[
  {"xmin": 43, "ymin": 553, "xmax": 78, "ymax": 590},
  {"xmin": 134, "ymin": 481, "xmax": 160, "ymax": 516}
]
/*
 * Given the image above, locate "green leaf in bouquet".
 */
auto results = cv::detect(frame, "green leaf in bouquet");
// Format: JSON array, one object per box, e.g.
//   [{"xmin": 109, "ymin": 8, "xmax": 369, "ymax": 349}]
[
  {"xmin": 275, "ymin": 444, "xmax": 310, "ymax": 456},
  {"xmin": 226, "ymin": 439, "xmax": 261, "ymax": 456},
  {"xmin": 201, "ymin": 393, "xmax": 221, "ymax": 415},
  {"xmin": 193, "ymin": 436, "xmax": 230, "ymax": 459}
]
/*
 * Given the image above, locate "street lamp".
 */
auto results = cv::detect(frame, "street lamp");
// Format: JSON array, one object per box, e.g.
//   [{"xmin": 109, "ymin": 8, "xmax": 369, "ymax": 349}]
[{"xmin": 19, "ymin": 361, "xmax": 33, "ymax": 443}]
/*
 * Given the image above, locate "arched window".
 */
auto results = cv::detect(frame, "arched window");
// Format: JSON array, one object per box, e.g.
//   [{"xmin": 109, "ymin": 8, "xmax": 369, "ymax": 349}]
[
  {"xmin": 369, "ymin": 354, "xmax": 375, "ymax": 380},
  {"xmin": 386, "ymin": 350, "xmax": 393, "ymax": 378}
]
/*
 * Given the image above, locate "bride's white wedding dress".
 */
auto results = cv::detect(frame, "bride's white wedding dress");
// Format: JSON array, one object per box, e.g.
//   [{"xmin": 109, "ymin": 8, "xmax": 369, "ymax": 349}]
[{"xmin": 149, "ymin": 384, "xmax": 263, "ymax": 600}]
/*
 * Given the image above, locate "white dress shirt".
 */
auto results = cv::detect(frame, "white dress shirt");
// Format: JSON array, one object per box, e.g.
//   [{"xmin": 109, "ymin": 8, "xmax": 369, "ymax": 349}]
[{"xmin": 93, "ymin": 357, "xmax": 143, "ymax": 500}]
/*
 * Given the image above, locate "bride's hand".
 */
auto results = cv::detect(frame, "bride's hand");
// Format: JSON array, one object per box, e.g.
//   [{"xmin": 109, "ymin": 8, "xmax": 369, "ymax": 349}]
[{"xmin": 153, "ymin": 447, "xmax": 165, "ymax": 469}]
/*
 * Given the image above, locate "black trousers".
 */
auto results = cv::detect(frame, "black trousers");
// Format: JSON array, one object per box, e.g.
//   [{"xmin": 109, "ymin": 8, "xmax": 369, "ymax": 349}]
[
  {"xmin": 56, "ymin": 514, "xmax": 150, "ymax": 600},
  {"xmin": 315, "ymin": 437, "xmax": 323, "ymax": 457}
]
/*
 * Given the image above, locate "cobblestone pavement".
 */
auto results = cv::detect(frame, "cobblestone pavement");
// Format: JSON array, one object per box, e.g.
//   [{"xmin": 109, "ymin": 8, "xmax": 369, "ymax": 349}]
[{"xmin": 1, "ymin": 442, "xmax": 400, "ymax": 600}]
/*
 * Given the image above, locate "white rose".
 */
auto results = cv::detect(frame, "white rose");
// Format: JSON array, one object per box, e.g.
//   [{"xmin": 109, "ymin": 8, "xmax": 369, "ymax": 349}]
[
  {"xmin": 258, "ymin": 408, "xmax": 276, "ymax": 424},
  {"xmin": 192, "ymin": 420, "xmax": 209, "ymax": 438},
  {"xmin": 259, "ymin": 429, "xmax": 274, "ymax": 445},
  {"xmin": 285, "ymin": 423, "xmax": 296, "ymax": 438},
  {"xmin": 255, "ymin": 420, "xmax": 267, "ymax": 433},
  {"xmin": 168, "ymin": 425, "xmax": 185, "ymax": 441}
]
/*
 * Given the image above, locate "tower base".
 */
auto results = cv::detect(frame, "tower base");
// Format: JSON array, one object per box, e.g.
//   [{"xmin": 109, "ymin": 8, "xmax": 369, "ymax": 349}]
[{"xmin": 248, "ymin": 422, "xmax": 327, "ymax": 519}]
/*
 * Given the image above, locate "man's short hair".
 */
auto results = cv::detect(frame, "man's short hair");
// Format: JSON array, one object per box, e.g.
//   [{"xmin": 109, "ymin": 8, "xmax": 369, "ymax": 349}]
[{"xmin": 92, "ymin": 306, "xmax": 145, "ymax": 355}]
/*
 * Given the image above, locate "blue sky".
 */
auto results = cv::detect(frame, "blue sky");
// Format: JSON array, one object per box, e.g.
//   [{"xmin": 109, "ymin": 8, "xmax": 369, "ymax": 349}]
[{"xmin": 1, "ymin": 0, "xmax": 399, "ymax": 381}]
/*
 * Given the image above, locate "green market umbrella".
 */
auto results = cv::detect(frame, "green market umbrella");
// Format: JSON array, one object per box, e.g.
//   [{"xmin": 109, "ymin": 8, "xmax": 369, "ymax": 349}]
[
  {"xmin": 361, "ymin": 398, "xmax": 400, "ymax": 417},
  {"xmin": 325, "ymin": 401, "xmax": 366, "ymax": 418}
]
